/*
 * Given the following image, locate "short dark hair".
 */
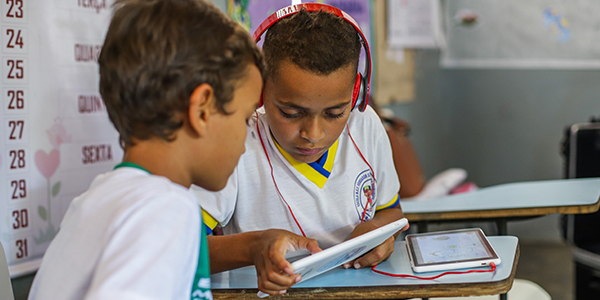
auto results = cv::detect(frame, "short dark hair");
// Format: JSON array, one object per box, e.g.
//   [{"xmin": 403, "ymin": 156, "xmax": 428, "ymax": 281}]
[
  {"xmin": 262, "ymin": 8, "xmax": 361, "ymax": 80},
  {"xmin": 99, "ymin": 0, "xmax": 264, "ymax": 147}
]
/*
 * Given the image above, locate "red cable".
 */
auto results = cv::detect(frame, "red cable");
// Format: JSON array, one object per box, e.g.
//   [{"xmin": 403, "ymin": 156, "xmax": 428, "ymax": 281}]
[
  {"xmin": 347, "ymin": 124, "xmax": 375, "ymax": 223},
  {"xmin": 371, "ymin": 262, "xmax": 497, "ymax": 280},
  {"xmin": 346, "ymin": 124, "xmax": 375, "ymax": 182},
  {"xmin": 360, "ymin": 197, "xmax": 373, "ymax": 223},
  {"xmin": 256, "ymin": 115, "xmax": 307, "ymax": 237}
]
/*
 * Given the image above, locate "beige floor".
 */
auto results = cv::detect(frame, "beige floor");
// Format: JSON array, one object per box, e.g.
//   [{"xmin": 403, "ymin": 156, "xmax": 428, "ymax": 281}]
[{"xmin": 515, "ymin": 240, "xmax": 574, "ymax": 300}]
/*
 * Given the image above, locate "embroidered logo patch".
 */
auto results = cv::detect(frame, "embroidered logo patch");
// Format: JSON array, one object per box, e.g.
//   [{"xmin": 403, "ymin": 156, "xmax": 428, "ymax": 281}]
[{"xmin": 354, "ymin": 169, "xmax": 376, "ymax": 221}]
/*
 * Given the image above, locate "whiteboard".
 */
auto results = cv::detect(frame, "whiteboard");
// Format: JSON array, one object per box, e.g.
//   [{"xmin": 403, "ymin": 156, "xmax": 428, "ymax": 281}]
[
  {"xmin": 0, "ymin": 0, "xmax": 122, "ymax": 277},
  {"xmin": 441, "ymin": 0, "xmax": 600, "ymax": 68}
]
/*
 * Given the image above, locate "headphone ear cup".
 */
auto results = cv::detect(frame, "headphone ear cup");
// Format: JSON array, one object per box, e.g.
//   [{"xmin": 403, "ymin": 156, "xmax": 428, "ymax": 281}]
[
  {"xmin": 357, "ymin": 74, "xmax": 368, "ymax": 112},
  {"xmin": 351, "ymin": 73, "xmax": 362, "ymax": 111}
]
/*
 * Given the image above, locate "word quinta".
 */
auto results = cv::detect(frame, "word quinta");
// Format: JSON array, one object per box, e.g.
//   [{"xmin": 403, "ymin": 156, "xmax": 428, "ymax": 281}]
[
  {"xmin": 78, "ymin": 95, "xmax": 104, "ymax": 113},
  {"xmin": 74, "ymin": 44, "xmax": 102, "ymax": 62}
]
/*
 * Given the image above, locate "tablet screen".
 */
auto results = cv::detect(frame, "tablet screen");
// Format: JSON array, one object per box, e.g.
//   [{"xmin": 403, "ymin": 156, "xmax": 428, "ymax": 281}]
[{"xmin": 406, "ymin": 229, "xmax": 498, "ymax": 266}]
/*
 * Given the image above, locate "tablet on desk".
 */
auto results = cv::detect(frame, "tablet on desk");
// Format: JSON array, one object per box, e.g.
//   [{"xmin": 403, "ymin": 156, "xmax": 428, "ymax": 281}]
[
  {"xmin": 405, "ymin": 228, "xmax": 501, "ymax": 273},
  {"xmin": 291, "ymin": 218, "xmax": 408, "ymax": 283}
]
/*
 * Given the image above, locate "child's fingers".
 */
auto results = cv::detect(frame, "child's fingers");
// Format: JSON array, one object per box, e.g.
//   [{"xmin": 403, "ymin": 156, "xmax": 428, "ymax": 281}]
[
  {"xmin": 270, "ymin": 234, "xmax": 321, "ymax": 275},
  {"xmin": 299, "ymin": 237, "xmax": 322, "ymax": 255},
  {"xmin": 258, "ymin": 272, "xmax": 300, "ymax": 292},
  {"xmin": 254, "ymin": 244, "xmax": 295, "ymax": 294},
  {"xmin": 269, "ymin": 238, "xmax": 296, "ymax": 275},
  {"xmin": 401, "ymin": 223, "xmax": 410, "ymax": 232},
  {"xmin": 257, "ymin": 276, "xmax": 292, "ymax": 295},
  {"xmin": 351, "ymin": 236, "xmax": 395, "ymax": 269},
  {"xmin": 257, "ymin": 255, "xmax": 299, "ymax": 293}
]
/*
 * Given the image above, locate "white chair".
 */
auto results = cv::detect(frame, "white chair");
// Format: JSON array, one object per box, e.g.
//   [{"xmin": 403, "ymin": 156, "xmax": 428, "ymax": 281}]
[{"xmin": 0, "ymin": 242, "xmax": 15, "ymax": 300}]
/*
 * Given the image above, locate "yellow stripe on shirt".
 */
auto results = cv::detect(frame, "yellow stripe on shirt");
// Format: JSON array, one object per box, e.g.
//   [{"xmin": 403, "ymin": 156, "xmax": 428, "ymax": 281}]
[
  {"xmin": 201, "ymin": 208, "xmax": 219, "ymax": 230},
  {"xmin": 322, "ymin": 139, "xmax": 338, "ymax": 173},
  {"xmin": 274, "ymin": 139, "xmax": 339, "ymax": 189},
  {"xmin": 376, "ymin": 194, "xmax": 400, "ymax": 211}
]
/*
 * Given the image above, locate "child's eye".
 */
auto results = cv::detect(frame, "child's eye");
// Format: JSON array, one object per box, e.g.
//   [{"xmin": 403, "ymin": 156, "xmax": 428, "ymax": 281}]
[
  {"xmin": 325, "ymin": 111, "xmax": 345, "ymax": 120},
  {"xmin": 280, "ymin": 109, "xmax": 301, "ymax": 119}
]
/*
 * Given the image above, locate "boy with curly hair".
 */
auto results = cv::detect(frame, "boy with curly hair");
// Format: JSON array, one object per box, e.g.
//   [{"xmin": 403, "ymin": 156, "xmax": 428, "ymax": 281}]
[
  {"xmin": 193, "ymin": 5, "xmax": 409, "ymax": 295},
  {"xmin": 29, "ymin": 1, "xmax": 318, "ymax": 299}
]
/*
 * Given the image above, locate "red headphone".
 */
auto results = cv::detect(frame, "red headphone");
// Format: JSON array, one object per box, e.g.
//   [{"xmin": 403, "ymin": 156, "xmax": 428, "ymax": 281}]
[{"xmin": 252, "ymin": 3, "xmax": 372, "ymax": 112}]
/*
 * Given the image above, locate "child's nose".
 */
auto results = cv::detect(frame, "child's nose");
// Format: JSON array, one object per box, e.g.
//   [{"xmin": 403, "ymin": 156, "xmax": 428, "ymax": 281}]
[{"xmin": 300, "ymin": 117, "xmax": 325, "ymax": 143}]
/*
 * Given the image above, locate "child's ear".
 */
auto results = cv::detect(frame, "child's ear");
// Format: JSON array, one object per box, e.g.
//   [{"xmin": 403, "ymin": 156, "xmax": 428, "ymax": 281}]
[{"xmin": 188, "ymin": 84, "xmax": 214, "ymax": 137}]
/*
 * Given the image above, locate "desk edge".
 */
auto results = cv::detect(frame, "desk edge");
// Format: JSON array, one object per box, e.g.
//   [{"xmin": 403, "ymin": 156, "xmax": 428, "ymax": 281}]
[
  {"xmin": 404, "ymin": 198, "xmax": 600, "ymax": 221},
  {"xmin": 211, "ymin": 243, "xmax": 521, "ymax": 299}
]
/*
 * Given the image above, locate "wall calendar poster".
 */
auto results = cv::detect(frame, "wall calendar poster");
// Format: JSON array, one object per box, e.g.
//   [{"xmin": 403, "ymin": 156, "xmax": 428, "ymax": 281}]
[{"xmin": 0, "ymin": 0, "xmax": 122, "ymax": 277}]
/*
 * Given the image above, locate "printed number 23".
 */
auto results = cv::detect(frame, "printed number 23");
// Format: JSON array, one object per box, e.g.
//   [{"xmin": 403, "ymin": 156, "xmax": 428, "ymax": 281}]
[{"xmin": 6, "ymin": 0, "xmax": 24, "ymax": 18}]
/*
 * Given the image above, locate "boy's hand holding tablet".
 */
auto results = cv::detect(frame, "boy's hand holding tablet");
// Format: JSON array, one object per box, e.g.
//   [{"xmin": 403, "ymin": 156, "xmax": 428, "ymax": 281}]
[
  {"xmin": 250, "ymin": 229, "xmax": 321, "ymax": 294},
  {"xmin": 344, "ymin": 210, "xmax": 410, "ymax": 269}
]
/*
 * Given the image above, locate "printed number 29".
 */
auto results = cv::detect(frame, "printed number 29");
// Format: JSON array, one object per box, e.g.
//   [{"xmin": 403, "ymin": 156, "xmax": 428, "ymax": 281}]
[{"xmin": 10, "ymin": 179, "xmax": 26, "ymax": 199}]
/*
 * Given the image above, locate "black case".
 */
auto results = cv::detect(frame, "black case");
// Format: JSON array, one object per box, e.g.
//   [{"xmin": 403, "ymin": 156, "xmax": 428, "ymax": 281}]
[
  {"xmin": 560, "ymin": 118, "xmax": 600, "ymax": 300},
  {"xmin": 560, "ymin": 121, "xmax": 600, "ymax": 247}
]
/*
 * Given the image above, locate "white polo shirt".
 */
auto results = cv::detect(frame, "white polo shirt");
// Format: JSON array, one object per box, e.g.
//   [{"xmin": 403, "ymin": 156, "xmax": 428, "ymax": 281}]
[
  {"xmin": 191, "ymin": 106, "xmax": 400, "ymax": 248},
  {"xmin": 29, "ymin": 167, "xmax": 203, "ymax": 300}
]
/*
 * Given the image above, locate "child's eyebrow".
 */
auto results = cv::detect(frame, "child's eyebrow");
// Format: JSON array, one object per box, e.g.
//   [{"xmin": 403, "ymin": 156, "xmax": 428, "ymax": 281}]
[
  {"xmin": 277, "ymin": 100, "xmax": 351, "ymax": 111},
  {"xmin": 278, "ymin": 102, "xmax": 307, "ymax": 111},
  {"xmin": 325, "ymin": 101, "xmax": 352, "ymax": 110}
]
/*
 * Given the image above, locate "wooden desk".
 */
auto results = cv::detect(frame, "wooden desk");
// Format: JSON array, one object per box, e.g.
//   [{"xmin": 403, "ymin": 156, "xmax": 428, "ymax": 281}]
[
  {"xmin": 401, "ymin": 178, "xmax": 600, "ymax": 234},
  {"xmin": 211, "ymin": 236, "xmax": 520, "ymax": 299}
]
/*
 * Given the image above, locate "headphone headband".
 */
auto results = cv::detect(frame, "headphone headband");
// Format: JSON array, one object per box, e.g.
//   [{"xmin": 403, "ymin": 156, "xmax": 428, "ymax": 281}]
[{"xmin": 252, "ymin": 3, "xmax": 371, "ymax": 112}]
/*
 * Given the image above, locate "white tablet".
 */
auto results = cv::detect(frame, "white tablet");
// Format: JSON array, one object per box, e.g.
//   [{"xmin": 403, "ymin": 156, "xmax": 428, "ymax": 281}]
[
  {"xmin": 405, "ymin": 228, "xmax": 501, "ymax": 273},
  {"xmin": 291, "ymin": 218, "xmax": 408, "ymax": 282}
]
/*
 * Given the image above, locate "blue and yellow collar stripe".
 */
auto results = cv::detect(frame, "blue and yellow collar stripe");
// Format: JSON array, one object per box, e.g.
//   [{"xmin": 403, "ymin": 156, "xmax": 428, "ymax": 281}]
[
  {"xmin": 376, "ymin": 194, "xmax": 400, "ymax": 211},
  {"xmin": 201, "ymin": 209, "xmax": 219, "ymax": 235},
  {"xmin": 274, "ymin": 139, "xmax": 339, "ymax": 189}
]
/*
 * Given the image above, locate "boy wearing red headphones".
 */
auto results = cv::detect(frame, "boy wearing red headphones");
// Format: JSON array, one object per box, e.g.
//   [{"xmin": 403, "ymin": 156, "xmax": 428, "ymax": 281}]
[{"xmin": 192, "ymin": 4, "xmax": 409, "ymax": 295}]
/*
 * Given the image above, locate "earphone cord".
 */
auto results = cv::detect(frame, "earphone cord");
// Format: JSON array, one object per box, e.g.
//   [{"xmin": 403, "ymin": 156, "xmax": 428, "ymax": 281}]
[
  {"xmin": 256, "ymin": 114, "xmax": 307, "ymax": 237},
  {"xmin": 360, "ymin": 198, "xmax": 372, "ymax": 223},
  {"xmin": 346, "ymin": 124, "xmax": 375, "ymax": 223},
  {"xmin": 371, "ymin": 262, "xmax": 497, "ymax": 280}
]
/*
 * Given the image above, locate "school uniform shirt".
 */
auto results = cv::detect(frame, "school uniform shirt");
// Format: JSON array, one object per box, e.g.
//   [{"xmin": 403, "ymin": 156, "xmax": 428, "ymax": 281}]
[
  {"xmin": 28, "ymin": 167, "xmax": 211, "ymax": 300},
  {"xmin": 191, "ymin": 106, "xmax": 400, "ymax": 249}
]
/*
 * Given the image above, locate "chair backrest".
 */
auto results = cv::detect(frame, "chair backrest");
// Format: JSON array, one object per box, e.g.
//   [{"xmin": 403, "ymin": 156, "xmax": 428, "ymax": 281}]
[{"xmin": 0, "ymin": 243, "xmax": 15, "ymax": 300}]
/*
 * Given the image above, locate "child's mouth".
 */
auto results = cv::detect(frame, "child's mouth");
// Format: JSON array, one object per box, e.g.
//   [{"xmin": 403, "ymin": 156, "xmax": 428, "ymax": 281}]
[{"xmin": 296, "ymin": 147, "xmax": 323, "ymax": 156}]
